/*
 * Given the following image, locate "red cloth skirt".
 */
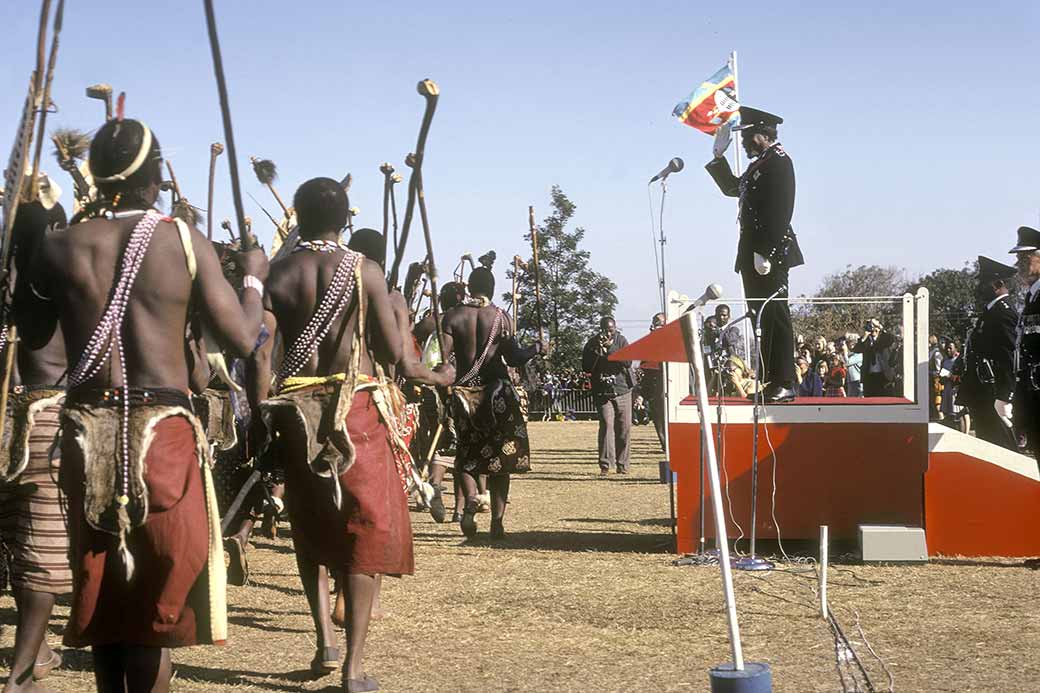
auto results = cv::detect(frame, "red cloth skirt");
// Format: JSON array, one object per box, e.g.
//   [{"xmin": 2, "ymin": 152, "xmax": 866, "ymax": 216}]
[
  {"xmin": 282, "ymin": 390, "xmax": 414, "ymax": 576},
  {"xmin": 60, "ymin": 416, "xmax": 210, "ymax": 648}
]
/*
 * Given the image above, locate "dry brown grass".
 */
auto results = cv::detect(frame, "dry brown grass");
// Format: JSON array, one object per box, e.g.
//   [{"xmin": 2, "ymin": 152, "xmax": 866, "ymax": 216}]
[{"xmin": 3, "ymin": 421, "xmax": 1039, "ymax": 692}]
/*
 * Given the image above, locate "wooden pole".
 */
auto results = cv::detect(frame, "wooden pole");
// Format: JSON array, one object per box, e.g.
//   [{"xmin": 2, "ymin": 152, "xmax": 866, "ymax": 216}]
[
  {"xmin": 207, "ymin": 143, "xmax": 223, "ymax": 240},
  {"xmin": 529, "ymin": 205, "xmax": 546, "ymax": 347}
]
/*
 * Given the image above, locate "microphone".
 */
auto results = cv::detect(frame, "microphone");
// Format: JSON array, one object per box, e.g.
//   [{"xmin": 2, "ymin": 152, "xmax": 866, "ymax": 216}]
[
  {"xmin": 683, "ymin": 283, "xmax": 723, "ymax": 313},
  {"xmin": 649, "ymin": 157, "xmax": 684, "ymax": 183}
]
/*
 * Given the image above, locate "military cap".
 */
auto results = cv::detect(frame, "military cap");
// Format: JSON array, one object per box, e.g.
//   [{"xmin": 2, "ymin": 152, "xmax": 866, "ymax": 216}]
[
  {"xmin": 1009, "ymin": 226, "xmax": 1040, "ymax": 253},
  {"xmin": 977, "ymin": 255, "xmax": 1017, "ymax": 282},
  {"xmin": 733, "ymin": 106, "xmax": 783, "ymax": 131}
]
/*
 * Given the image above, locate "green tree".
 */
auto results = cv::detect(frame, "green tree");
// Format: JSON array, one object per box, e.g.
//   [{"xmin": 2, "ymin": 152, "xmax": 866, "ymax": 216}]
[
  {"xmin": 905, "ymin": 260, "xmax": 986, "ymax": 344},
  {"xmin": 792, "ymin": 264, "xmax": 907, "ymax": 340},
  {"xmin": 506, "ymin": 185, "xmax": 618, "ymax": 373}
]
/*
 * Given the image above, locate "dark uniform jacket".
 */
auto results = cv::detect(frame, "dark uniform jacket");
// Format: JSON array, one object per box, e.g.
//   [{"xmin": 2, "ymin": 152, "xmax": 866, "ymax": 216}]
[
  {"xmin": 957, "ymin": 296, "xmax": 1018, "ymax": 409},
  {"xmin": 705, "ymin": 143, "xmax": 804, "ymax": 274}
]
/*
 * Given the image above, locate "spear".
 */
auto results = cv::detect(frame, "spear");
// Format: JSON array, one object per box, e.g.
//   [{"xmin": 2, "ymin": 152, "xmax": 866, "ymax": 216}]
[
  {"xmin": 203, "ymin": 0, "xmax": 256, "ymax": 249},
  {"xmin": 529, "ymin": 205, "xmax": 546, "ymax": 348},
  {"xmin": 206, "ymin": 142, "xmax": 223, "ymax": 240}
]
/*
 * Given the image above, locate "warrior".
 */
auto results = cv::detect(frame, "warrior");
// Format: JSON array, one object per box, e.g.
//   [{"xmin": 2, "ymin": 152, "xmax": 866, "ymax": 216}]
[
  {"xmin": 16, "ymin": 116, "xmax": 268, "ymax": 692},
  {"xmin": 251, "ymin": 179, "xmax": 412, "ymax": 692},
  {"xmin": 413, "ymin": 281, "xmax": 466, "ymax": 522},
  {"xmin": 441, "ymin": 265, "xmax": 543, "ymax": 538},
  {"xmin": 2, "ymin": 198, "xmax": 70, "ymax": 693}
]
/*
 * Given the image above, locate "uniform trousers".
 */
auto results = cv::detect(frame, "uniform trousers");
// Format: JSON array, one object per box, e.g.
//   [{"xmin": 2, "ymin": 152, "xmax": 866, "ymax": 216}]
[{"xmin": 742, "ymin": 266, "xmax": 795, "ymax": 387}]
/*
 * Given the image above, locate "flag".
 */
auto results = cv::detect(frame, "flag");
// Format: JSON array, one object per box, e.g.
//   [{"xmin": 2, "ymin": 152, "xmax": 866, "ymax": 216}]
[{"xmin": 672, "ymin": 64, "xmax": 740, "ymax": 135}]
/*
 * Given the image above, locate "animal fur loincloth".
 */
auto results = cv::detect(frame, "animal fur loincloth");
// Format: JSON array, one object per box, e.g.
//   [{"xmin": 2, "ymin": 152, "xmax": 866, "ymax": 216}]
[
  {"xmin": 192, "ymin": 388, "xmax": 238, "ymax": 453},
  {"xmin": 453, "ymin": 378, "xmax": 531, "ymax": 476},
  {"xmin": 0, "ymin": 389, "xmax": 65, "ymax": 483},
  {"xmin": 60, "ymin": 402, "xmax": 227, "ymax": 646}
]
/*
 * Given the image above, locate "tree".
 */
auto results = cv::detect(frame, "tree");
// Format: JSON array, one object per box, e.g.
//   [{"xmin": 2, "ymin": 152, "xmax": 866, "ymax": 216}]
[
  {"xmin": 792, "ymin": 264, "xmax": 907, "ymax": 340},
  {"xmin": 906, "ymin": 260, "xmax": 985, "ymax": 344},
  {"xmin": 506, "ymin": 185, "xmax": 618, "ymax": 373}
]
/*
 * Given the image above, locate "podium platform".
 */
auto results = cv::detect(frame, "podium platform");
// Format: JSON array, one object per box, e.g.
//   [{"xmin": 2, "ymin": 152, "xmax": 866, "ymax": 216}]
[{"xmin": 612, "ymin": 288, "xmax": 1040, "ymax": 557}]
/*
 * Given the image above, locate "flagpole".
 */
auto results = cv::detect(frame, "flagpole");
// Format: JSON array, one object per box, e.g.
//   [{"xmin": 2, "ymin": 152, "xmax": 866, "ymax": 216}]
[{"xmin": 729, "ymin": 50, "xmax": 753, "ymax": 377}]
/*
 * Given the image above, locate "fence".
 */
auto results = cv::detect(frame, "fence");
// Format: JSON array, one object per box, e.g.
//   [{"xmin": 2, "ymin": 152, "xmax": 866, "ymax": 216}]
[{"xmin": 527, "ymin": 388, "xmax": 599, "ymax": 420}]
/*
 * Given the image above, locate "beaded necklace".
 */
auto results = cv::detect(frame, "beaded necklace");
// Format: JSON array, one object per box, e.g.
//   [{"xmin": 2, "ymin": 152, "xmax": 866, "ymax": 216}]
[
  {"xmin": 69, "ymin": 209, "xmax": 164, "ymax": 509},
  {"xmin": 294, "ymin": 239, "xmax": 350, "ymax": 253},
  {"xmin": 277, "ymin": 248, "xmax": 363, "ymax": 384}
]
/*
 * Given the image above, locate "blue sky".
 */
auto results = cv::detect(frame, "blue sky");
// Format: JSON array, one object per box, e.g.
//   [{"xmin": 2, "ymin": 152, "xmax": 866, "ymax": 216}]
[{"xmin": 2, "ymin": 1, "xmax": 1037, "ymax": 333}]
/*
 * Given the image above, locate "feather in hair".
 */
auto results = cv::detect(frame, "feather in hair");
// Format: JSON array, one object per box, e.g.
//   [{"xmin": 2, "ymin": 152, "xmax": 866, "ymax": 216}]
[
  {"xmin": 251, "ymin": 158, "xmax": 278, "ymax": 186},
  {"xmin": 172, "ymin": 198, "xmax": 203, "ymax": 228},
  {"xmin": 51, "ymin": 127, "xmax": 91, "ymax": 163}
]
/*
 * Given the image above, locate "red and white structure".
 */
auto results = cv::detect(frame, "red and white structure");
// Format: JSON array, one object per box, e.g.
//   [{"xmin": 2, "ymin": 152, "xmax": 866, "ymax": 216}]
[{"xmin": 614, "ymin": 288, "xmax": 1040, "ymax": 557}]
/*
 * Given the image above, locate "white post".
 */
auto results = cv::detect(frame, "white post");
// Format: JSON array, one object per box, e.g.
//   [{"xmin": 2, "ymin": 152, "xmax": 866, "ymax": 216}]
[
  {"xmin": 680, "ymin": 311, "xmax": 745, "ymax": 670},
  {"xmin": 819, "ymin": 525, "xmax": 829, "ymax": 620}
]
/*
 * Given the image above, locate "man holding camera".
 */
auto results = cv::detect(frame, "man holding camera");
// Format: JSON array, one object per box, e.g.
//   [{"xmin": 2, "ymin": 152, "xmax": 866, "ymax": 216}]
[
  {"xmin": 853, "ymin": 319, "xmax": 897, "ymax": 397},
  {"xmin": 582, "ymin": 317, "xmax": 633, "ymax": 474},
  {"xmin": 956, "ymin": 257, "xmax": 1018, "ymax": 450},
  {"xmin": 705, "ymin": 106, "xmax": 803, "ymax": 403}
]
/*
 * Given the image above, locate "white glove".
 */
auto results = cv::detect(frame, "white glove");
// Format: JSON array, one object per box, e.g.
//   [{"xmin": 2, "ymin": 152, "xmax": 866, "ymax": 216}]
[
  {"xmin": 713, "ymin": 122, "xmax": 733, "ymax": 159},
  {"xmin": 754, "ymin": 252, "xmax": 771, "ymax": 276},
  {"xmin": 994, "ymin": 399, "xmax": 1013, "ymax": 421}
]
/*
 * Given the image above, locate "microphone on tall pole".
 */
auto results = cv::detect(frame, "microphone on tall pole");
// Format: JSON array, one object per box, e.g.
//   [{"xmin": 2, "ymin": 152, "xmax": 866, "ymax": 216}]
[
  {"xmin": 649, "ymin": 157, "xmax": 685, "ymax": 183},
  {"xmin": 683, "ymin": 283, "xmax": 723, "ymax": 313}
]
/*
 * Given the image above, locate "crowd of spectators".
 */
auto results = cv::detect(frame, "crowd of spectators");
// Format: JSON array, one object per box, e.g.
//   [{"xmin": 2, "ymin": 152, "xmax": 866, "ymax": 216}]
[{"xmin": 791, "ymin": 319, "xmax": 902, "ymax": 399}]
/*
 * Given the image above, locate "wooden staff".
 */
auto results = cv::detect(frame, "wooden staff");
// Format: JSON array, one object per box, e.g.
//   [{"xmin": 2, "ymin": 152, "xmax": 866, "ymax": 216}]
[
  {"xmin": 529, "ymin": 205, "xmax": 546, "ymax": 347},
  {"xmin": 29, "ymin": 0, "xmax": 65, "ymax": 201},
  {"xmin": 165, "ymin": 160, "xmax": 183, "ymax": 201},
  {"xmin": 379, "ymin": 162, "xmax": 394, "ymax": 240},
  {"xmin": 207, "ymin": 142, "xmax": 223, "ymax": 240},
  {"xmin": 511, "ymin": 254, "xmax": 528, "ymax": 333},
  {"xmin": 249, "ymin": 156, "xmax": 289, "ymax": 216},
  {"xmin": 406, "ymin": 80, "xmax": 445, "ymax": 353},
  {"xmin": 342, "ymin": 173, "xmax": 355, "ymax": 234},
  {"xmin": 203, "ymin": 0, "xmax": 256, "ymax": 249},
  {"xmin": 387, "ymin": 79, "xmax": 439, "ymax": 289}
]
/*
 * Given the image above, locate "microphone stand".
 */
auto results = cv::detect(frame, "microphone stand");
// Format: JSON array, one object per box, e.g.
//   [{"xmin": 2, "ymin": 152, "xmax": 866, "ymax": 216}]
[
  {"xmin": 656, "ymin": 176, "xmax": 677, "ymax": 550},
  {"xmin": 734, "ymin": 286, "xmax": 785, "ymax": 571}
]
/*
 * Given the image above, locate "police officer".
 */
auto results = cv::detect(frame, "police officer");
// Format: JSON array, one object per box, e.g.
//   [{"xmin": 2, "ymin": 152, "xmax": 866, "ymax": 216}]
[
  {"xmin": 1010, "ymin": 226, "xmax": 1040, "ymax": 463},
  {"xmin": 705, "ymin": 106, "xmax": 804, "ymax": 403},
  {"xmin": 956, "ymin": 256, "xmax": 1019, "ymax": 449}
]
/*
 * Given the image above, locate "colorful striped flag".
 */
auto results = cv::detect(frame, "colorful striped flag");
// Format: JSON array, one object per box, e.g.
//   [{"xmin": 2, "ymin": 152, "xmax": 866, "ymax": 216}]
[{"xmin": 672, "ymin": 64, "xmax": 740, "ymax": 135}]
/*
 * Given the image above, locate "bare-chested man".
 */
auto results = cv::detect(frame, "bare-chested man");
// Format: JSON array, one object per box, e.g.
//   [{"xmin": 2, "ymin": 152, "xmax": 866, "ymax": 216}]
[
  {"xmin": 16, "ymin": 117, "xmax": 267, "ymax": 693},
  {"xmin": 441, "ymin": 266, "xmax": 542, "ymax": 539},
  {"xmin": 2, "ymin": 199, "xmax": 70, "ymax": 693},
  {"xmin": 251, "ymin": 180, "xmax": 416, "ymax": 692}
]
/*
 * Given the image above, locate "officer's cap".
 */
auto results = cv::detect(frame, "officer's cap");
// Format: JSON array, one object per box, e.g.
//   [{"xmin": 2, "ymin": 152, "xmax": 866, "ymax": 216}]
[
  {"xmin": 977, "ymin": 256, "xmax": 1017, "ymax": 282},
  {"xmin": 1008, "ymin": 226, "xmax": 1040, "ymax": 253},
  {"xmin": 733, "ymin": 106, "xmax": 783, "ymax": 132}
]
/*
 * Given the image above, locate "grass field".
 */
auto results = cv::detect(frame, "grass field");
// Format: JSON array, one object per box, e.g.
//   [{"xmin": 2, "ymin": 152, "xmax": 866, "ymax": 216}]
[{"xmin": 3, "ymin": 421, "xmax": 1038, "ymax": 692}]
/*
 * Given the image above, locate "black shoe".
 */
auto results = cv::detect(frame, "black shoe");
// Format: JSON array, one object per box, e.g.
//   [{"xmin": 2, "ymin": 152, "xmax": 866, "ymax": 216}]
[
  {"xmin": 460, "ymin": 501, "xmax": 479, "ymax": 539},
  {"xmin": 490, "ymin": 518, "xmax": 505, "ymax": 540},
  {"xmin": 451, "ymin": 511, "xmax": 463, "ymax": 523},
  {"xmin": 599, "ymin": 468, "xmax": 609, "ymax": 477},
  {"xmin": 616, "ymin": 467, "xmax": 628, "ymax": 475},
  {"xmin": 762, "ymin": 384, "xmax": 796, "ymax": 404},
  {"xmin": 429, "ymin": 486, "xmax": 446, "ymax": 524}
]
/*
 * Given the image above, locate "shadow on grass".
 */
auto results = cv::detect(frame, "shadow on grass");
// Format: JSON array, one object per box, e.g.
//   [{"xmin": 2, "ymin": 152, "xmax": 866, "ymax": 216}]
[
  {"xmin": 172, "ymin": 661, "xmax": 320, "ymax": 692},
  {"xmin": 930, "ymin": 557, "xmax": 1029, "ymax": 569},
  {"xmin": 562, "ymin": 517, "xmax": 672, "ymax": 527},
  {"xmin": 463, "ymin": 529, "xmax": 672, "ymax": 554}
]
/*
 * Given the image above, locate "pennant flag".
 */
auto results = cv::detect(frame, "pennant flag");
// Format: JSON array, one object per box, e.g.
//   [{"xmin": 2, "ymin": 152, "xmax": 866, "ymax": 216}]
[{"xmin": 672, "ymin": 63, "xmax": 740, "ymax": 135}]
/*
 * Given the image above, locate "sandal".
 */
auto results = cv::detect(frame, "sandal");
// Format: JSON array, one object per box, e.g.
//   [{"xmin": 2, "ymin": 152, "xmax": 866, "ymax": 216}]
[
  {"xmin": 310, "ymin": 646, "xmax": 341, "ymax": 678},
  {"xmin": 33, "ymin": 649, "xmax": 62, "ymax": 680},
  {"xmin": 224, "ymin": 536, "xmax": 249, "ymax": 586}
]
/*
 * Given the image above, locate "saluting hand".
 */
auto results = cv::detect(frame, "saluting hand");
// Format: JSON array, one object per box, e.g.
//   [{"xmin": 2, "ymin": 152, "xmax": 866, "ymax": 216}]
[{"xmin": 713, "ymin": 122, "xmax": 733, "ymax": 159}]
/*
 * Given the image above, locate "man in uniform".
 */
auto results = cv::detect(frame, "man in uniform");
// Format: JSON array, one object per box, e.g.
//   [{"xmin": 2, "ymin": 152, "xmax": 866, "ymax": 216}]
[
  {"xmin": 956, "ymin": 256, "xmax": 1019, "ymax": 449},
  {"xmin": 1010, "ymin": 226, "xmax": 1040, "ymax": 463},
  {"xmin": 705, "ymin": 106, "xmax": 804, "ymax": 403}
]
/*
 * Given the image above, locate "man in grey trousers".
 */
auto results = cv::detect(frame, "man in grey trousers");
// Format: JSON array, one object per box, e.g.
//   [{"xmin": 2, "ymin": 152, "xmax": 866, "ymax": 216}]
[{"xmin": 582, "ymin": 317, "xmax": 634, "ymax": 475}]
